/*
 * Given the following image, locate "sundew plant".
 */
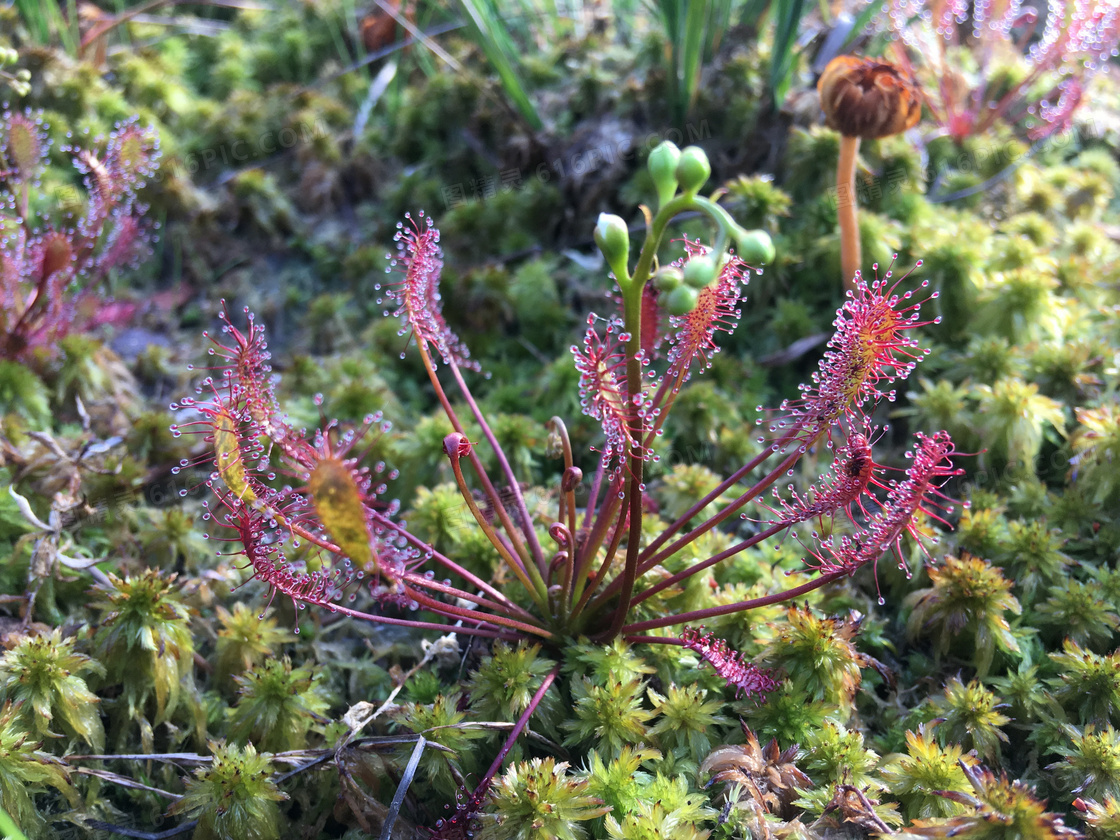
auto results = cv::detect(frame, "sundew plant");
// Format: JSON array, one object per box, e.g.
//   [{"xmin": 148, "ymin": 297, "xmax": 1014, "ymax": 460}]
[
  {"xmin": 177, "ymin": 142, "xmax": 962, "ymax": 829},
  {"xmin": 886, "ymin": 0, "xmax": 1120, "ymax": 141}
]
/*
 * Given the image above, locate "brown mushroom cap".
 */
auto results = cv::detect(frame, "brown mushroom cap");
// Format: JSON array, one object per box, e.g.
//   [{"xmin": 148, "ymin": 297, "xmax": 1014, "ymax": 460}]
[{"xmin": 817, "ymin": 55, "xmax": 922, "ymax": 139}]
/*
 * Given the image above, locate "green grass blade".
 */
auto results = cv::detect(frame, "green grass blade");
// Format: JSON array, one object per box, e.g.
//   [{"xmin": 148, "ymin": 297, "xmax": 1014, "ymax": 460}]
[
  {"xmin": 14, "ymin": 0, "xmax": 79, "ymax": 55},
  {"xmin": 707, "ymin": 0, "xmax": 733, "ymax": 51},
  {"xmin": 455, "ymin": 0, "xmax": 542, "ymax": 130},
  {"xmin": 680, "ymin": 0, "xmax": 708, "ymax": 122},
  {"xmin": 739, "ymin": 0, "xmax": 773, "ymax": 30},
  {"xmin": 655, "ymin": 0, "xmax": 683, "ymax": 119},
  {"xmin": 768, "ymin": 0, "xmax": 806, "ymax": 106}
]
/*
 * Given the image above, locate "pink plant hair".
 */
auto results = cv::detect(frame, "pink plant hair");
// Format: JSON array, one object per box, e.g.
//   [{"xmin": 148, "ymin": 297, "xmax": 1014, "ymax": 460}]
[
  {"xmin": 759, "ymin": 262, "xmax": 937, "ymax": 448},
  {"xmin": 572, "ymin": 314, "xmax": 655, "ymax": 484},
  {"xmin": 680, "ymin": 627, "xmax": 779, "ymax": 699},
  {"xmin": 663, "ymin": 240, "xmax": 750, "ymax": 380},
  {"xmin": 763, "ymin": 427, "xmax": 883, "ymax": 529},
  {"xmin": 382, "ymin": 211, "xmax": 480, "ymax": 372},
  {"xmin": 806, "ymin": 430, "xmax": 966, "ymax": 580}
]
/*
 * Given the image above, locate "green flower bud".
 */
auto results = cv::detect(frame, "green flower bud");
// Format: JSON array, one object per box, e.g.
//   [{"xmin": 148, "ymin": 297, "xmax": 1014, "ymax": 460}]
[
  {"xmin": 654, "ymin": 266, "xmax": 683, "ymax": 292},
  {"xmin": 648, "ymin": 141, "xmax": 681, "ymax": 208},
  {"xmin": 675, "ymin": 146, "xmax": 711, "ymax": 195},
  {"xmin": 594, "ymin": 213, "xmax": 630, "ymax": 278},
  {"xmin": 735, "ymin": 229, "xmax": 775, "ymax": 265},
  {"xmin": 683, "ymin": 255, "xmax": 718, "ymax": 289},
  {"xmin": 666, "ymin": 285, "xmax": 700, "ymax": 315}
]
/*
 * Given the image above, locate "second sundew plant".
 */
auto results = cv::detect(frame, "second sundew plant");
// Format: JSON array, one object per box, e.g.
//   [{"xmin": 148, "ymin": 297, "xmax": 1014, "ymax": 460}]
[{"xmin": 176, "ymin": 141, "xmax": 962, "ymax": 825}]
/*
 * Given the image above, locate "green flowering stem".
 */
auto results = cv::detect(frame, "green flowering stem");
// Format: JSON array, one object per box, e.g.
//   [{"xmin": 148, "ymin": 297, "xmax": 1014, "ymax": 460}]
[
  {"xmin": 572, "ymin": 186, "xmax": 742, "ymax": 637},
  {"xmin": 599, "ymin": 191, "xmax": 736, "ymax": 641},
  {"xmin": 572, "ymin": 192, "xmax": 714, "ymax": 601}
]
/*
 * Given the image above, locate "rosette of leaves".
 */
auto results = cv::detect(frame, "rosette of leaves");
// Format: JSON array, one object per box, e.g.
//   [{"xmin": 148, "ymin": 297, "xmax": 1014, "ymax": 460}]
[
  {"xmin": 646, "ymin": 682, "xmax": 730, "ymax": 761},
  {"xmin": 91, "ymin": 570, "xmax": 195, "ymax": 728},
  {"xmin": 798, "ymin": 720, "xmax": 882, "ymax": 790},
  {"xmin": 972, "ymin": 378, "xmax": 1065, "ymax": 471},
  {"xmin": 0, "ymin": 702, "xmax": 77, "ymax": 839},
  {"xmin": 476, "ymin": 756, "xmax": 608, "ymax": 840},
  {"xmin": 564, "ymin": 640, "xmax": 654, "ymax": 689},
  {"xmin": 902, "ymin": 378, "xmax": 978, "ymax": 451},
  {"xmin": 991, "ymin": 663, "xmax": 1056, "ymax": 728},
  {"xmin": 213, "ymin": 604, "xmax": 295, "ymax": 691},
  {"xmin": 601, "ymin": 772, "xmax": 714, "ymax": 840},
  {"xmin": 563, "ymin": 678, "xmax": 655, "ymax": 761},
  {"xmin": 1047, "ymin": 641, "xmax": 1120, "ymax": 728},
  {"xmin": 904, "ymin": 554, "xmax": 1020, "ymax": 676},
  {"xmin": 742, "ymin": 681, "xmax": 837, "ymax": 748},
  {"xmin": 0, "ymin": 628, "xmax": 105, "ymax": 751},
  {"xmin": 1072, "ymin": 403, "xmax": 1120, "ymax": 505},
  {"xmin": 132, "ymin": 507, "xmax": 212, "ymax": 574},
  {"xmin": 1076, "ymin": 795, "xmax": 1120, "ymax": 840},
  {"xmin": 466, "ymin": 642, "xmax": 562, "ymax": 739},
  {"xmin": 167, "ymin": 740, "xmax": 287, "ymax": 840},
  {"xmin": 580, "ymin": 746, "xmax": 659, "ymax": 833},
  {"xmin": 882, "ymin": 724, "xmax": 976, "ymax": 820},
  {"xmin": 1046, "ymin": 724, "xmax": 1120, "ymax": 803},
  {"xmin": 760, "ymin": 606, "xmax": 880, "ymax": 712},
  {"xmin": 893, "ymin": 764, "xmax": 1079, "ymax": 840},
  {"xmin": 393, "ymin": 692, "xmax": 487, "ymax": 800},
  {"xmin": 226, "ymin": 657, "xmax": 329, "ymax": 752},
  {"xmin": 955, "ymin": 506, "xmax": 1010, "ymax": 561},
  {"xmin": 952, "ymin": 336, "xmax": 1021, "ymax": 384},
  {"xmin": 1036, "ymin": 578, "xmax": 1120, "ymax": 650},
  {"xmin": 929, "ymin": 678, "xmax": 1010, "ymax": 762},
  {"xmin": 1028, "ymin": 340, "xmax": 1104, "ymax": 404},
  {"xmin": 994, "ymin": 520, "xmax": 1071, "ymax": 603}
]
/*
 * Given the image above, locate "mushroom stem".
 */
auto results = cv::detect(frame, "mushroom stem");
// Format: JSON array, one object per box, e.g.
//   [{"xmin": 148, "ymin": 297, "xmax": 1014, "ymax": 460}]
[{"xmin": 838, "ymin": 133, "xmax": 861, "ymax": 293}]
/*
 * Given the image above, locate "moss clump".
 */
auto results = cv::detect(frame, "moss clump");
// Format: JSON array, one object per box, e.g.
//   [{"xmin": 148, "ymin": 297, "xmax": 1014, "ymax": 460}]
[{"xmin": 167, "ymin": 741, "xmax": 287, "ymax": 840}]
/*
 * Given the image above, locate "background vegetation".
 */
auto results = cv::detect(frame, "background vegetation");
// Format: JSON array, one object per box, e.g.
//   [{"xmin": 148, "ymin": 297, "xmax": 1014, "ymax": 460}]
[{"xmin": 1, "ymin": 0, "xmax": 1119, "ymax": 837}]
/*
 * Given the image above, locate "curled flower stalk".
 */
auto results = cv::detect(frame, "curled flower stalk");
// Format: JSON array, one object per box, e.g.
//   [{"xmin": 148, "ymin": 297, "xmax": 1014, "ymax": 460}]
[{"xmin": 183, "ymin": 142, "xmax": 961, "ymax": 824}]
